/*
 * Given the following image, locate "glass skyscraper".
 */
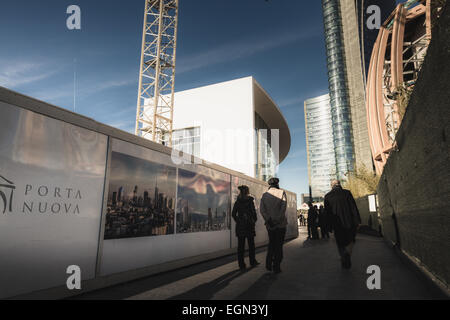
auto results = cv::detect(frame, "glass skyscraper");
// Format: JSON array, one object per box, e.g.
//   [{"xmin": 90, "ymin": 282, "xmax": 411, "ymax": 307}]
[
  {"xmin": 322, "ymin": 0, "xmax": 355, "ymax": 179},
  {"xmin": 304, "ymin": 94, "xmax": 337, "ymax": 196},
  {"xmin": 321, "ymin": 0, "xmax": 396, "ymax": 180}
]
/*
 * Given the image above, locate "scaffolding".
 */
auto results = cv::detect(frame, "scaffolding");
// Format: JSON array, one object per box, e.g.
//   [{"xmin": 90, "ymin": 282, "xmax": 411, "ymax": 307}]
[
  {"xmin": 365, "ymin": 0, "xmax": 445, "ymax": 174},
  {"xmin": 382, "ymin": 1, "xmax": 431, "ymax": 144},
  {"xmin": 135, "ymin": 0, "xmax": 179, "ymax": 146}
]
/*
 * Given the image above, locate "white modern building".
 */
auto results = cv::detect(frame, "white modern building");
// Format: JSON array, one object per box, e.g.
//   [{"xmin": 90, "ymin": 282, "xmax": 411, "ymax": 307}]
[{"xmin": 166, "ymin": 76, "xmax": 291, "ymax": 181}]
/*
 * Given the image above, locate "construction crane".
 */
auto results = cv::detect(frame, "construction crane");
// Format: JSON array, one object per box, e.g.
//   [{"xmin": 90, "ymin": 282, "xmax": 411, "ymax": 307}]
[{"xmin": 135, "ymin": 0, "xmax": 179, "ymax": 146}]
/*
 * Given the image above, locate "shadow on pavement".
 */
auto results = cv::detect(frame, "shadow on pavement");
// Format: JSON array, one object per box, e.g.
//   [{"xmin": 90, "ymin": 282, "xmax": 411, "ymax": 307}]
[
  {"xmin": 235, "ymin": 272, "xmax": 277, "ymax": 300},
  {"xmin": 168, "ymin": 269, "xmax": 246, "ymax": 300},
  {"xmin": 357, "ymin": 225, "xmax": 382, "ymax": 237},
  {"xmin": 302, "ymin": 236, "xmax": 333, "ymax": 248},
  {"xmin": 71, "ymin": 247, "xmax": 267, "ymax": 300}
]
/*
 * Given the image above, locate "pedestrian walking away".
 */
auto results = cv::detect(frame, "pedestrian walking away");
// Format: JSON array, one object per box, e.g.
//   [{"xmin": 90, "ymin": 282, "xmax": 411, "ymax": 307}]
[
  {"xmin": 232, "ymin": 185, "xmax": 259, "ymax": 271},
  {"xmin": 319, "ymin": 205, "xmax": 330, "ymax": 239},
  {"xmin": 307, "ymin": 203, "xmax": 319, "ymax": 240},
  {"xmin": 260, "ymin": 177, "xmax": 287, "ymax": 274},
  {"xmin": 324, "ymin": 180, "xmax": 361, "ymax": 269}
]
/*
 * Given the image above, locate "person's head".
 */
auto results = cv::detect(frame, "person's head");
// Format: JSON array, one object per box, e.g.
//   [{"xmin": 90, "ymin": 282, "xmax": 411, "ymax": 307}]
[
  {"xmin": 307, "ymin": 201, "xmax": 313, "ymax": 208},
  {"xmin": 268, "ymin": 177, "xmax": 280, "ymax": 189},
  {"xmin": 320, "ymin": 205, "xmax": 324, "ymax": 209},
  {"xmin": 238, "ymin": 185, "xmax": 249, "ymax": 198},
  {"xmin": 314, "ymin": 205, "xmax": 318, "ymax": 209},
  {"xmin": 331, "ymin": 179, "xmax": 341, "ymax": 189}
]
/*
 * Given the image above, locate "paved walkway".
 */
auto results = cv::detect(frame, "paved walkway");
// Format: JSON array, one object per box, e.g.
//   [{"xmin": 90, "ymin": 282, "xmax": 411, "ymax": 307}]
[{"xmin": 74, "ymin": 227, "xmax": 443, "ymax": 300}]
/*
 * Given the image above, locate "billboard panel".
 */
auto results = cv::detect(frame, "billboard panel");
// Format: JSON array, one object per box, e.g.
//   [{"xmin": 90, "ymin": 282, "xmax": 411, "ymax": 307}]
[
  {"xmin": 104, "ymin": 151, "xmax": 176, "ymax": 239},
  {"xmin": 176, "ymin": 168, "xmax": 231, "ymax": 233},
  {"xmin": 0, "ymin": 102, "xmax": 107, "ymax": 299},
  {"xmin": 100, "ymin": 139, "xmax": 232, "ymax": 276}
]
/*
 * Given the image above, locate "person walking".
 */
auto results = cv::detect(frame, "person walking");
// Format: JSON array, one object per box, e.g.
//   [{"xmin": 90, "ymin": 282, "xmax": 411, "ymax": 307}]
[
  {"xmin": 260, "ymin": 178, "xmax": 287, "ymax": 274},
  {"xmin": 307, "ymin": 203, "xmax": 319, "ymax": 239},
  {"xmin": 300, "ymin": 214, "xmax": 305, "ymax": 227},
  {"xmin": 232, "ymin": 185, "xmax": 259, "ymax": 271},
  {"xmin": 318, "ymin": 205, "xmax": 330, "ymax": 239},
  {"xmin": 313, "ymin": 205, "xmax": 320, "ymax": 239},
  {"xmin": 306, "ymin": 202, "xmax": 312, "ymax": 238},
  {"xmin": 324, "ymin": 180, "xmax": 361, "ymax": 269}
]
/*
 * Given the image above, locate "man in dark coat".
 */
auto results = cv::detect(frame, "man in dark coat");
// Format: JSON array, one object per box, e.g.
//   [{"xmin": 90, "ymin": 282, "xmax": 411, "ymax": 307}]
[
  {"xmin": 324, "ymin": 180, "xmax": 361, "ymax": 269},
  {"xmin": 232, "ymin": 185, "xmax": 259, "ymax": 270},
  {"xmin": 318, "ymin": 205, "xmax": 329, "ymax": 239}
]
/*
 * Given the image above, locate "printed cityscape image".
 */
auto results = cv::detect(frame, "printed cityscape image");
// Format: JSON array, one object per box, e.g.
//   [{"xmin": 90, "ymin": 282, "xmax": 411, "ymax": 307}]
[
  {"xmin": 104, "ymin": 151, "xmax": 177, "ymax": 239},
  {"xmin": 176, "ymin": 169, "xmax": 231, "ymax": 233}
]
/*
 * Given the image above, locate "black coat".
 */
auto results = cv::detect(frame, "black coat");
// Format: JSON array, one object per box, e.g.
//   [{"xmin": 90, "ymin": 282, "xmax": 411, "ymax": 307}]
[
  {"xmin": 318, "ymin": 208, "xmax": 327, "ymax": 229},
  {"xmin": 324, "ymin": 186, "xmax": 361, "ymax": 230},
  {"xmin": 232, "ymin": 196, "xmax": 257, "ymax": 238},
  {"xmin": 307, "ymin": 207, "xmax": 318, "ymax": 226}
]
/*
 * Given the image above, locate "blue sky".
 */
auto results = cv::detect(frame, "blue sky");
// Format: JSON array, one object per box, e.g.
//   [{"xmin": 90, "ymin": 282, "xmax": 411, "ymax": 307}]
[{"xmin": 0, "ymin": 0, "xmax": 331, "ymax": 199}]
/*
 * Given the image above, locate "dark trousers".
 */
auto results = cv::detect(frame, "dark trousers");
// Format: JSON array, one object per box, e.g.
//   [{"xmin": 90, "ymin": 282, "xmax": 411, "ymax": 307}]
[
  {"xmin": 266, "ymin": 228, "xmax": 286, "ymax": 271},
  {"xmin": 333, "ymin": 222, "xmax": 357, "ymax": 257},
  {"xmin": 312, "ymin": 226, "xmax": 319, "ymax": 239},
  {"xmin": 321, "ymin": 227, "xmax": 329, "ymax": 239},
  {"xmin": 337, "ymin": 244, "xmax": 347, "ymax": 258},
  {"xmin": 237, "ymin": 236, "xmax": 256, "ymax": 267},
  {"xmin": 308, "ymin": 222, "xmax": 319, "ymax": 239}
]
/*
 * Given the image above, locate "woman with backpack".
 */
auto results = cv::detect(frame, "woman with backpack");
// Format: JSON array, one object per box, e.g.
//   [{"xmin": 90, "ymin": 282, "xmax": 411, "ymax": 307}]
[{"xmin": 232, "ymin": 185, "xmax": 259, "ymax": 271}]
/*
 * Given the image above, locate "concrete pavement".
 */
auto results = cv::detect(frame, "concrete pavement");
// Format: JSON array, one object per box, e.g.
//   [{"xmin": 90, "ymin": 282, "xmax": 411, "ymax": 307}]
[{"xmin": 73, "ymin": 227, "xmax": 444, "ymax": 300}]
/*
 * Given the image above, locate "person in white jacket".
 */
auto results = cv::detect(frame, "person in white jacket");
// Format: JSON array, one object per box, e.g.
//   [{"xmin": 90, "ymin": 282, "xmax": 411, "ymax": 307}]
[{"xmin": 260, "ymin": 178, "xmax": 287, "ymax": 274}]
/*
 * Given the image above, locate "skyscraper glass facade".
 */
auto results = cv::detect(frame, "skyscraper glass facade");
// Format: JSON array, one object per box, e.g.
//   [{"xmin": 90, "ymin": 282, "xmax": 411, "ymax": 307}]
[
  {"xmin": 304, "ymin": 94, "xmax": 337, "ymax": 196},
  {"xmin": 321, "ymin": 0, "xmax": 396, "ymax": 180},
  {"xmin": 322, "ymin": 0, "xmax": 355, "ymax": 179}
]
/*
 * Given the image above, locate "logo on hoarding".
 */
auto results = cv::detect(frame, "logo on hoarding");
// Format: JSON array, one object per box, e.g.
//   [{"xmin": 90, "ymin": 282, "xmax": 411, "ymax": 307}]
[
  {"xmin": 0, "ymin": 175, "xmax": 15, "ymax": 214},
  {"xmin": 0, "ymin": 173, "xmax": 82, "ymax": 215}
]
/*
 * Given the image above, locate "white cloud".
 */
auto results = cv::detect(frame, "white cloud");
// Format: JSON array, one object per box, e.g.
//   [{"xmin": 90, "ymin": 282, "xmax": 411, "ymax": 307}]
[
  {"xmin": 0, "ymin": 55, "xmax": 136, "ymax": 102},
  {"xmin": 82, "ymin": 78, "xmax": 136, "ymax": 95},
  {"xmin": 0, "ymin": 61, "xmax": 59, "ymax": 88},
  {"xmin": 278, "ymin": 89, "xmax": 329, "ymax": 108},
  {"xmin": 105, "ymin": 119, "xmax": 135, "ymax": 133},
  {"xmin": 278, "ymin": 96, "xmax": 306, "ymax": 108},
  {"xmin": 177, "ymin": 28, "xmax": 320, "ymax": 74}
]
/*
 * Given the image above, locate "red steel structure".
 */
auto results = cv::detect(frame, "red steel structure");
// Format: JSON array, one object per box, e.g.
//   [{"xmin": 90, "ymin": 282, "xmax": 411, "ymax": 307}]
[{"xmin": 365, "ymin": 0, "xmax": 440, "ymax": 175}]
